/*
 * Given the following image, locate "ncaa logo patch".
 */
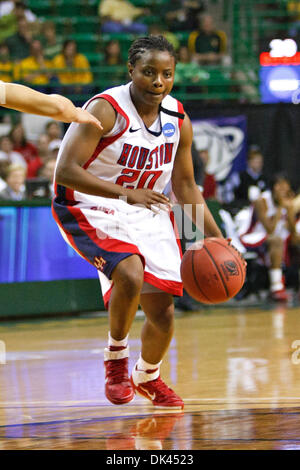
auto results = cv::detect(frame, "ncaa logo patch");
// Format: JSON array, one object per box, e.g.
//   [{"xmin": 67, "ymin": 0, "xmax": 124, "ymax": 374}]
[{"xmin": 162, "ymin": 123, "xmax": 175, "ymax": 137}]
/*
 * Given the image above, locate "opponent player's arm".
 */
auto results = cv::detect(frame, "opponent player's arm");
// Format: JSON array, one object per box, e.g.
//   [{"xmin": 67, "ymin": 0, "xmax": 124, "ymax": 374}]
[
  {"xmin": 0, "ymin": 81, "xmax": 102, "ymax": 129},
  {"xmin": 55, "ymin": 98, "xmax": 170, "ymax": 207},
  {"xmin": 171, "ymin": 113, "xmax": 223, "ymax": 238}
]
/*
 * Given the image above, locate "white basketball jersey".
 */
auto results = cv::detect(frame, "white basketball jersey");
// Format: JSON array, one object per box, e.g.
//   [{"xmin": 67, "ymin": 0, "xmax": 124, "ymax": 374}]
[{"xmin": 55, "ymin": 82, "xmax": 184, "ymax": 204}]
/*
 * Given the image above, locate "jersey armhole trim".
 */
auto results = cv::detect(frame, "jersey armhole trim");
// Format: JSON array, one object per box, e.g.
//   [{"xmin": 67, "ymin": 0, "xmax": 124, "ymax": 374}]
[
  {"xmin": 82, "ymin": 93, "xmax": 130, "ymax": 170},
  {"xmin": 177, "ymin": 100, "xmax": 184, "ymax": 130}
]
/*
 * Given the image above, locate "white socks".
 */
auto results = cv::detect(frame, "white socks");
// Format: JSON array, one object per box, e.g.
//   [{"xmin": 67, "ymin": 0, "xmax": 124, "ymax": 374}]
[
  {"xmin": 108, "ymin": 332, "xmax": 128, "ymax": 348},
  {"xmin": 132, "ymin": 355, "xmax": 162, "ymax": 385},
  {"xmin": 269, "ymin": 268, "xmax": 284, "ymax": 292}
]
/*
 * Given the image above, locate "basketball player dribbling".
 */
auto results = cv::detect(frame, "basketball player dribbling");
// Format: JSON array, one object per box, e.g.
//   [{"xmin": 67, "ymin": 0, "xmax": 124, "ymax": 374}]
[{"xmin": 52, "ymin": 36, "xmax": 224, "ymax": 410}]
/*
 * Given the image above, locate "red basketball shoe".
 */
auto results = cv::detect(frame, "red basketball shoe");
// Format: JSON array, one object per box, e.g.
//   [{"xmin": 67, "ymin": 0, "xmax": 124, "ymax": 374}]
[
  {"xmin": 269, "ymin": 289, "xmax": 288, "ymax": 302},
  {"xmin": 104, "ymin": 346, "xmax": 135, "ymax": 405},
  {"xmin": 131, "ymin": 366, "xmax": 184, "ymax": 410}
]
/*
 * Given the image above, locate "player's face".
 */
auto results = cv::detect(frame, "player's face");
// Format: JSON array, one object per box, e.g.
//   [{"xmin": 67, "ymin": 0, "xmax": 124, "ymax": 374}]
[{"xmin": 129, "ymin": 50, "xmax": 175, "ymax": 107}]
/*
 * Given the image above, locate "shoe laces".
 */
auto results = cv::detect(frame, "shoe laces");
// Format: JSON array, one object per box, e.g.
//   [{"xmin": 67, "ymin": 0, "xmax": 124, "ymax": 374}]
[
  {"xmin": 106, "ymin": 358, "xmax": 129, "ymax": 384},
  {"xmin": 150, "ymin": 377, "xmax": 177, "ymax": 399}
]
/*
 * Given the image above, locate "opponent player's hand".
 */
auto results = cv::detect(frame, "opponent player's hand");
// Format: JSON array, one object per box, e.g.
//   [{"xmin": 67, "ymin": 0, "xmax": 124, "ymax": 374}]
[
  {"xmin": 125, "ymin": 188, "xmax": 171, "ymax": 212},
  {"xmin": 74, "ymin": 107, "xmax": 103, "ymax": 130},
  {"xmin": 227, "ymin": 238, "xmax": 247, "ymax": 268}
]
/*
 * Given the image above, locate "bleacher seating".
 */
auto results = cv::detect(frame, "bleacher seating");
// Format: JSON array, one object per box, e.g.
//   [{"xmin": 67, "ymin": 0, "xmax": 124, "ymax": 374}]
[{"xmin": 0, "ymin": 0, "xmax": 297, "ymax": 108}]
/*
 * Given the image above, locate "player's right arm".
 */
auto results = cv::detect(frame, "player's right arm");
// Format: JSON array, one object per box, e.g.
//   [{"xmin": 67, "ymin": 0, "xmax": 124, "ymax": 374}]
[{"xmin": 55, "ymin": 98, "xmax": 170, "ymax": 208}]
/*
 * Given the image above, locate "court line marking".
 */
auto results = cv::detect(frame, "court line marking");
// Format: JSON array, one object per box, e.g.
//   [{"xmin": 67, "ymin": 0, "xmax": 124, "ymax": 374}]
[{"xmin": 0, "ymin": 397, "xmax": 300, "ymax": 406}]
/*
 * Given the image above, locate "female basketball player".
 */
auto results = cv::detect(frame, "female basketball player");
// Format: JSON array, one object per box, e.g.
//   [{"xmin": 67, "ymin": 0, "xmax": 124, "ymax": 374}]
[
  {"xmin": 0, "ymin": 81, "xmax": 102, "ymax": 129},
  {"xmin": 52, "ymin": 36, "xmax": 224, "ymax": 409}
]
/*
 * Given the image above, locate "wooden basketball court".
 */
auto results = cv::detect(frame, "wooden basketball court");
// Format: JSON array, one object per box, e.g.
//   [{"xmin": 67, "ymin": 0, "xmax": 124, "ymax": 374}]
[{"xmin": 0, "ymin": 304, "xmax": 300, "ymax": 450}]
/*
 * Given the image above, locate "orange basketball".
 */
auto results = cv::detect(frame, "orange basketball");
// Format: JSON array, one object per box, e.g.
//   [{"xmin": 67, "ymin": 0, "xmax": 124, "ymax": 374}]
[{"xmin": 180, "ymin": 237, "xmax": 246, "ymax": 304}]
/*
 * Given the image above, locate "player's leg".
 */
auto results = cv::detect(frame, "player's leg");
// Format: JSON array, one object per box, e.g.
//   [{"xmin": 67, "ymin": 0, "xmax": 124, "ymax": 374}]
[
  {"xmin": 267, "ymin": 235, "xmax": 287, "ymax": 301},
  {"xmin": 131, "ymin": 292, "xmax": 184, "ymax": 409},
  {"xmin": 104, "ymin": 254, "xmax": 144, "ymax": 405}
]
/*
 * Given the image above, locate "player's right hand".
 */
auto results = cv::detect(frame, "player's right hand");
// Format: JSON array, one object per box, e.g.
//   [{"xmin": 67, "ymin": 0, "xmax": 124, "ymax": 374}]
[
  {"xmin": 125, "ymin": 188, "xmax": 171, "ymax": 212},
  {"xmin": 74, "ymin": 107, "xmax": 103, "ymax": 130}
]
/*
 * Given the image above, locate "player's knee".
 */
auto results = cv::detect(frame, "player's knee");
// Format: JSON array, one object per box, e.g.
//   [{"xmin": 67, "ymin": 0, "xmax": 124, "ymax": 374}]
[{"xmin": 113, "ymin": 258, "xmax": 144, "ymax": 298}]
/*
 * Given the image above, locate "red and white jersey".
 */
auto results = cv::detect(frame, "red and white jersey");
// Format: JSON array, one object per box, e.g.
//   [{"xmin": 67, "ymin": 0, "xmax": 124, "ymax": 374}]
[{"xmin": 55, "ymin": 82, "xmax": 184, "ymax": 204}]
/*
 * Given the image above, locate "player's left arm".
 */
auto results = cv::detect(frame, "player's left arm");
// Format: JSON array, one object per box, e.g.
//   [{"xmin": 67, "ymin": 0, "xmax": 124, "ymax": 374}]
[{"xmin": 171, "ymin": 112, "xmax": 223, "ymax": 238}]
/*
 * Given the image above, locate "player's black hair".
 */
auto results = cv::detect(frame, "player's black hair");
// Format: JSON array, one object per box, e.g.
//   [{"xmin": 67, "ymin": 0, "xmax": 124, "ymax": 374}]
[{"xmin": 128, "ymin": 35, "xmax": 176, "ymax": 66}]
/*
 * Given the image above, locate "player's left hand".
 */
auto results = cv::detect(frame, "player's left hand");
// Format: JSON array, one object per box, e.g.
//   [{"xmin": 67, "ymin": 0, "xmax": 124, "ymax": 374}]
[{"xmin": 74, "ymin": 107, "xmax": 103, "ymax": 130}]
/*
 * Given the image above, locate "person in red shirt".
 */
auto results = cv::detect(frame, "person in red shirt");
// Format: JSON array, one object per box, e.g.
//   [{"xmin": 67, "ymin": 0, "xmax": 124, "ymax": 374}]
[{"xmin": 9, "ymin": 123, "xmax": 42, "ymax": 177}]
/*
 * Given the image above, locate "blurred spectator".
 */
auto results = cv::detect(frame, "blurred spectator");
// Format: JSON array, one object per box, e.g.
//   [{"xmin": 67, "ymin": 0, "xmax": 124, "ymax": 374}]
[
  {"xmin": 40, "ymin": 21, "xmax": 63, "ymax": 61},
  {"xmin": 36, "ymin": 133, "xmax": 51, "ymax": 161},
  {"xmin": 0, "ymin": 1, "xmax": 37, "ymax": 22},
  {"xmin": 188, "ymin": 14, "xmax": 227, "ymax": 65},
  {"xmin": 173, "ymin": 45, "xmax": 210, "ymax": 86},
  {"xmin": 52, "ymin": 39, "xmax": 93, "ymax": 91},
  {"xmin": 103, "ymin": 39, "xmax": 124, "ymax": 85},
  {"xmin": 6, "ymin": 17, "xmax": 33, "ymax": 60},
  {"xmin": 9, "ymin": 123, "xmax": 42, "ymax": 177},
  {"xmin": 98, "ymin": 0, "xmax": 148, "ymax": 34},
  {"xmin": 104, "ymin": 39, "xmax": 123, "ymax": 65},
  {"xmin": 163, "ymin": 0, "xmax": 206, "ymax": 32},
  {"xmin": 48, "ymin": 139, "xmax": 61, "ymax": 159},
  {"xmin": 14, "ymin": 40, "xmax": 52, "ymax": 90},
  {"xmin": 0, "ymin": 43, "xmax": 14, "ymax": 82},
  {"xmin": 37, "ymin": 155, "xmax": 56, "ymax": 197},
  {"xmin": 45, "ymin": 121, "xmax": 62, "ymax": 143},
  {"xmin": 287, "ymin": 1, "xmax": 300, "ymax": 37},
  {"xmin": 239, "ymin": 173, "xmax": 296, "ymax": 301},
  {"xmin": 220, "ymin": 147, "xmax": 269, "ymax": 213},
  {"xmin": 148, "ymin": 24, "xmax": 180, "ymax": 52},
  {"xmin": 0, "ymin": 135, "xmax": 27, "ymax": 169},
  {"xmin": 0, "ymin": 163, "xmax": 26, "ymax": 200},
  {"xmin": 0, "ymin": 160, "xmax": 9, "ymax": 191}
]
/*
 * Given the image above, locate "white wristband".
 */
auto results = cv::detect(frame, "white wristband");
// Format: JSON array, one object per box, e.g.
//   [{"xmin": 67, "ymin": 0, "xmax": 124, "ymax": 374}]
[{"xmin": 0, "ymin": 81, "xmax": 6, "ymax": 105}]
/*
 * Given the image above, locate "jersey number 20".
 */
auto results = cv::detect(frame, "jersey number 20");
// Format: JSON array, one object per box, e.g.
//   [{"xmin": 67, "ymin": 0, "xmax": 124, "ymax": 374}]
[{"xmin": 115, "ymin": 169, "xmax": 163, "ymax": 189}]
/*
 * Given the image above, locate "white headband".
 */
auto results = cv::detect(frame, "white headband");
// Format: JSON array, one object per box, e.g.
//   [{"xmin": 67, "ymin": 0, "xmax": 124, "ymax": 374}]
[{"xmin": 0, "ymin": 81, "xmax": 6, "ymax": 105}]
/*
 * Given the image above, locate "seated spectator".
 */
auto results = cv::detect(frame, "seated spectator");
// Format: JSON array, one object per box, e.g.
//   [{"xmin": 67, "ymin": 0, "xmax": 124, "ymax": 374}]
[
  {"xmin": 9, "ymin": 123, "xmax": 42, "ymax": 177},
  {"xmin": 173, "ymin": 45, "xmax": 210, "ymax": 86},
  {"xmin": 104, "ymin": 39, "xmax": 123, "ymax": 66},
  {"xmin": 14, "ymin": 40, "xmax": 52, "ymax": 90},
  {"xmin": 98, "ymin": 0, "xmax": 148, "ymax": 34},
  {"xmin": 238, "ymin": 173, "xmax": 296, "ymax": 301},
  {"xmin": 36, "ymin": 133, "xmax": 51, "ymax": 161},
  {"xmin": 40, "ymin": 21, "xmax": 63, "ymax": 61},
  {"xmin": 6, "ymin": 16, "xmax": 33, "ymax": 61},
  {"xmin": 103, "ymin": 39, "xmax": 125, "ymax": 85},
  {"xmin": 0, "ymin": 160, "xmax": 9, "ymax": 191},
  {"xmin": 0, "ymin": 43, "xmax": 14, "ymax": 82},
  {"xmin": 188, "ymin": 14, "xmax": 227, "ymax": 65},
  {"xmin": 37, "ymin": 155, "xmax": 56, "ymax": 197},
  {"xmin": 220, "ymin": 147, "xmax": 269, "ymax": 214},
  {"xmin": 45, "ymin": 120, "xmax": 62, "ymax": 143},
  {"xmin": 0, "ymin": 1, "xmax": 37, "ymax": 23},
  {"xmin": 0, "ymin": 135, "xmax": 27, "ymax": 169},
  {"xmin": 52, "ymin": 39, "xmax": 93, "ymax": 93},
  {"xmin": 48, "ymin": 138, "xmax": 61, "ymax": 159},
  {"xmin": 0, "ymin": 163, "xmax": 26, "ymax": 200},
  {"xmin": 163, "ymin": 0, "xmax": 206, "ymax": 32}
]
